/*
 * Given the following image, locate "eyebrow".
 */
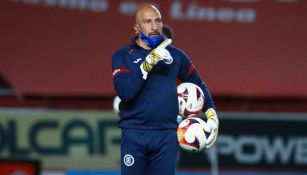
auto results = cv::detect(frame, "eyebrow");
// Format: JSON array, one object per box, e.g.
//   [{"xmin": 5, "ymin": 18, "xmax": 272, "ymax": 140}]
[{"xmin": 142, "ymin": 17, "xmax": 162, "ymax": 22}]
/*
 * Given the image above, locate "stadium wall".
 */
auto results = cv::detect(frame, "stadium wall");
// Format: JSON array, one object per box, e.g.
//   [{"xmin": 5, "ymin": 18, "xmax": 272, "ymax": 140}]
[{"xmin": 1, "ymin": 0, "xmax": 307, "ymax": 98}]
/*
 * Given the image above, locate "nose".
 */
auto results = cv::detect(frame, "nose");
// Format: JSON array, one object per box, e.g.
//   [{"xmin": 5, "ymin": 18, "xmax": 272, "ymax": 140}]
[{"xmin": 152, "ymin": 21, "xmax": 158, "ymax": 31}]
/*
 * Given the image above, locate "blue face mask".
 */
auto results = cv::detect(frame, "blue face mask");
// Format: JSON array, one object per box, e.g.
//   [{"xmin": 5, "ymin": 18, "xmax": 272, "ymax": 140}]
[{"xmin": 139, "ymin": 31, "xmax": 164, "ymax": 48}]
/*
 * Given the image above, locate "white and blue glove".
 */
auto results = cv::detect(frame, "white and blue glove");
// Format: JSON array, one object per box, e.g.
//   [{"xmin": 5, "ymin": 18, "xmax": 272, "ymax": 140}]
[
  {"xmin": 204, "ymin": 108, "xmax": 219, "ymax": 149},
  {"xmin": 177, "ymin": 115, "xmax": 183, "ymax": 124},
  {"xmin": 140, "ymin": 39, "xmax": 173, "ymax": 79},
  {"xmin": 113, "ymin": 95, "xmax": 121, "ymax": 114}
]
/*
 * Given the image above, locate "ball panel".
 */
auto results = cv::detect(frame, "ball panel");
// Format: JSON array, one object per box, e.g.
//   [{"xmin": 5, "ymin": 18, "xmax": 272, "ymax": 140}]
[
  {"xmin": 177, "ymin": 117, "xmax": 208, "ymax": 153},
  {"xmin": 177, "ymin": 83, "xmax": 205, "ymax": 118}
]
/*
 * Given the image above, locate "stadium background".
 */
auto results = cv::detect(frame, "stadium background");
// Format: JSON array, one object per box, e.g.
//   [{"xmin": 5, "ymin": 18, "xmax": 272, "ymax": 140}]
[{"xmin": 1, "ymin": 0, "xmax": 307, "ymax": 175}]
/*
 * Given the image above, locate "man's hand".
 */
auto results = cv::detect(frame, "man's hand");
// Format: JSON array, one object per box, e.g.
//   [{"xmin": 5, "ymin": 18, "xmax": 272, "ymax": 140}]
[
  {"xmin": 204, "ymin": 108, "xmax": 219, "ymax": 149},
  {"xmin": 177, "ymin": 115, "xmax": 183, "ymax": 124},
  {"xmin": 141, "ymin": 39, "xmax": 172, "ymax": 73}
]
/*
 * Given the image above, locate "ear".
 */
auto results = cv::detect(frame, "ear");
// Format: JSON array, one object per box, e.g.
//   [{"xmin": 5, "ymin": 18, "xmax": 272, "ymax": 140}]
[{"xmin": 133, "ymin": 24, "xmax": 140, "ymax": 34}]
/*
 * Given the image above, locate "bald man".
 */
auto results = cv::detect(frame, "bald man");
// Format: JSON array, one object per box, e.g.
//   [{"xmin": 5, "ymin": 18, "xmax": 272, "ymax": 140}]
[{"xmin": 112, "ymin": 4, "xmax": 219, "ymax": 175}]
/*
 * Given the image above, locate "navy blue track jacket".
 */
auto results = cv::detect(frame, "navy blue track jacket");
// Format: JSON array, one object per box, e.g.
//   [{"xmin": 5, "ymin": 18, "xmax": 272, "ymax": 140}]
[{"xmin": 112, "ymin": 38, "xmax": 215, "ymax": 130}]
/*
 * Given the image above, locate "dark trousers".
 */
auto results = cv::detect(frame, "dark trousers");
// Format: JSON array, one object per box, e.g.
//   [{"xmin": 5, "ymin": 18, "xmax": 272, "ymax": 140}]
[{"xmin": 121, "ymin": 128, "xmax": 179, "ymax": 175}]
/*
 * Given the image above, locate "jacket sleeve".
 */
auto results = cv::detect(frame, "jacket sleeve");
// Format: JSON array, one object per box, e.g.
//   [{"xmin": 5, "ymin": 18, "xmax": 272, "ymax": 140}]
[
  {"xmin": 177, "ymin": 50, "xmax": 216, "ymax": 111},
  {"xmin": 112, "ymin": 50, "xmax": 145, "ymax": 102}
]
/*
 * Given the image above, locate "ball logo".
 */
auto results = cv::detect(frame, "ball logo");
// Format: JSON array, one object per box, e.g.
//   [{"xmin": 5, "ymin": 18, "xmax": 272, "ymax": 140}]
[{"xmin": 123, "ymin": 154, "xmax": 134, "ymax": 166}]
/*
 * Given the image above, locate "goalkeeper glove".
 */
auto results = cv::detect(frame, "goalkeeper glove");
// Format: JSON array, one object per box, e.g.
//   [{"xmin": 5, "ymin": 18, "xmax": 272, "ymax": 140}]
[
  {"xmin": 140, "ymin": 39, "xmax": 173, "ymax": 79},
  {"xmin": 177, "ymin": 115, "xmax": 183, "ymax": 124},
  {"xmin": 204, "ymin": 108, "xmax": 219, "ymax": 149}
]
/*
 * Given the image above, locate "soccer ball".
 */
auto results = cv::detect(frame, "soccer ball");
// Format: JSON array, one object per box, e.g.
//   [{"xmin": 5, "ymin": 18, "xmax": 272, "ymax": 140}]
[
  {"xmin": 177, "ymin": 117, "xmax": 207, "ymax": 153},
  {"xmin": 177, "ymin": 82, "xmax": 204, "ymax": 118}
]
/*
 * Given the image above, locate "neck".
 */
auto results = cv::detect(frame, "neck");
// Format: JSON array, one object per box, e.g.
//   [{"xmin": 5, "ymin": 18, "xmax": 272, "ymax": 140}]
[{"xmin": 136, "ymin": 37, "xmax": 152, "ymax": 50}]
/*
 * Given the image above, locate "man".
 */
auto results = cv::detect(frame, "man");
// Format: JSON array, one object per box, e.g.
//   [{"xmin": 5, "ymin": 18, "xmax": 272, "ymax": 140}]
[
  {"xmin": 162, "ymin": 24, "xmax": 173, "ymax": 39},
  {"xmin": 112, "ymin": 4, "xmax": 219, "ymax": 175},
  {"xmin": 112, "ymin": 24, "xmax": 173, "ymax": 115}
]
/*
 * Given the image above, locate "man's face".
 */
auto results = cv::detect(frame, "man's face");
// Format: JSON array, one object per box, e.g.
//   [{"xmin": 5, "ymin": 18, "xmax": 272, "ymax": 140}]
[{"xmin": 135, "ymin": 6, "xmax": 163, "ymax": 37}]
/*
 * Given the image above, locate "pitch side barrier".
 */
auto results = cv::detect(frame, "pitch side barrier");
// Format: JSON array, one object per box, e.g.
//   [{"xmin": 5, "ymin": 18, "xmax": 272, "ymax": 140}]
[
  {"xmin": 0, "ymin": 108, "xmax": 306, "ymax": 174},
  {"xmin": 178, "ymin": 112, "xmax": 307, "ymax": 173}
]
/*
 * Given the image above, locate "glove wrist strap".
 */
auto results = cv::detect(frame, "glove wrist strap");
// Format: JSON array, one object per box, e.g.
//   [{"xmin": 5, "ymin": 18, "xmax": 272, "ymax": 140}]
[
  {"xmin": 140, "ymin": 62, "xmax": 149, "ymax": 80},
  {"xmin": 143, "ymin": 60, "xmax": 153, "ymax": 72},
  {"xmin": 205, "ymin": 108, "xmax": 219, "ymax": 126}
]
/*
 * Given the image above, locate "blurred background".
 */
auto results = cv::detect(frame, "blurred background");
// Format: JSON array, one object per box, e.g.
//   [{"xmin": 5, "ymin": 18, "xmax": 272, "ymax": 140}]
[{"xmin": 1, "ymin": 0, "xmax": 307, "ymax": 175}]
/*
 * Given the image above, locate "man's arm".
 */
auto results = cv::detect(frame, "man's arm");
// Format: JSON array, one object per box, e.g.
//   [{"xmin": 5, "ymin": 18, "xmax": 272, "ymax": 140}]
[
  {"xmin": 177, "ymin": 50, "xmax": 219, "ymax": 149},
  {"xmin": 177, "ymin": 51, "xmax": 215, "ymax": 111},
  {"xmin": 112, "ymin": 39, "xmax": 172, "ymax": 102},
  {"xmin": 112, "ymin": 50, "xmax": 145, "ymax": 102}
]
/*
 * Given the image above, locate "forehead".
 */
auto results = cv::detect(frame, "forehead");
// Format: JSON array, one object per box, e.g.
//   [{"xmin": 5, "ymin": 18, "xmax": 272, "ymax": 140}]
[{"xmin": 136, "ymin": 6, "xmax": 162, "ymax": 22}]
